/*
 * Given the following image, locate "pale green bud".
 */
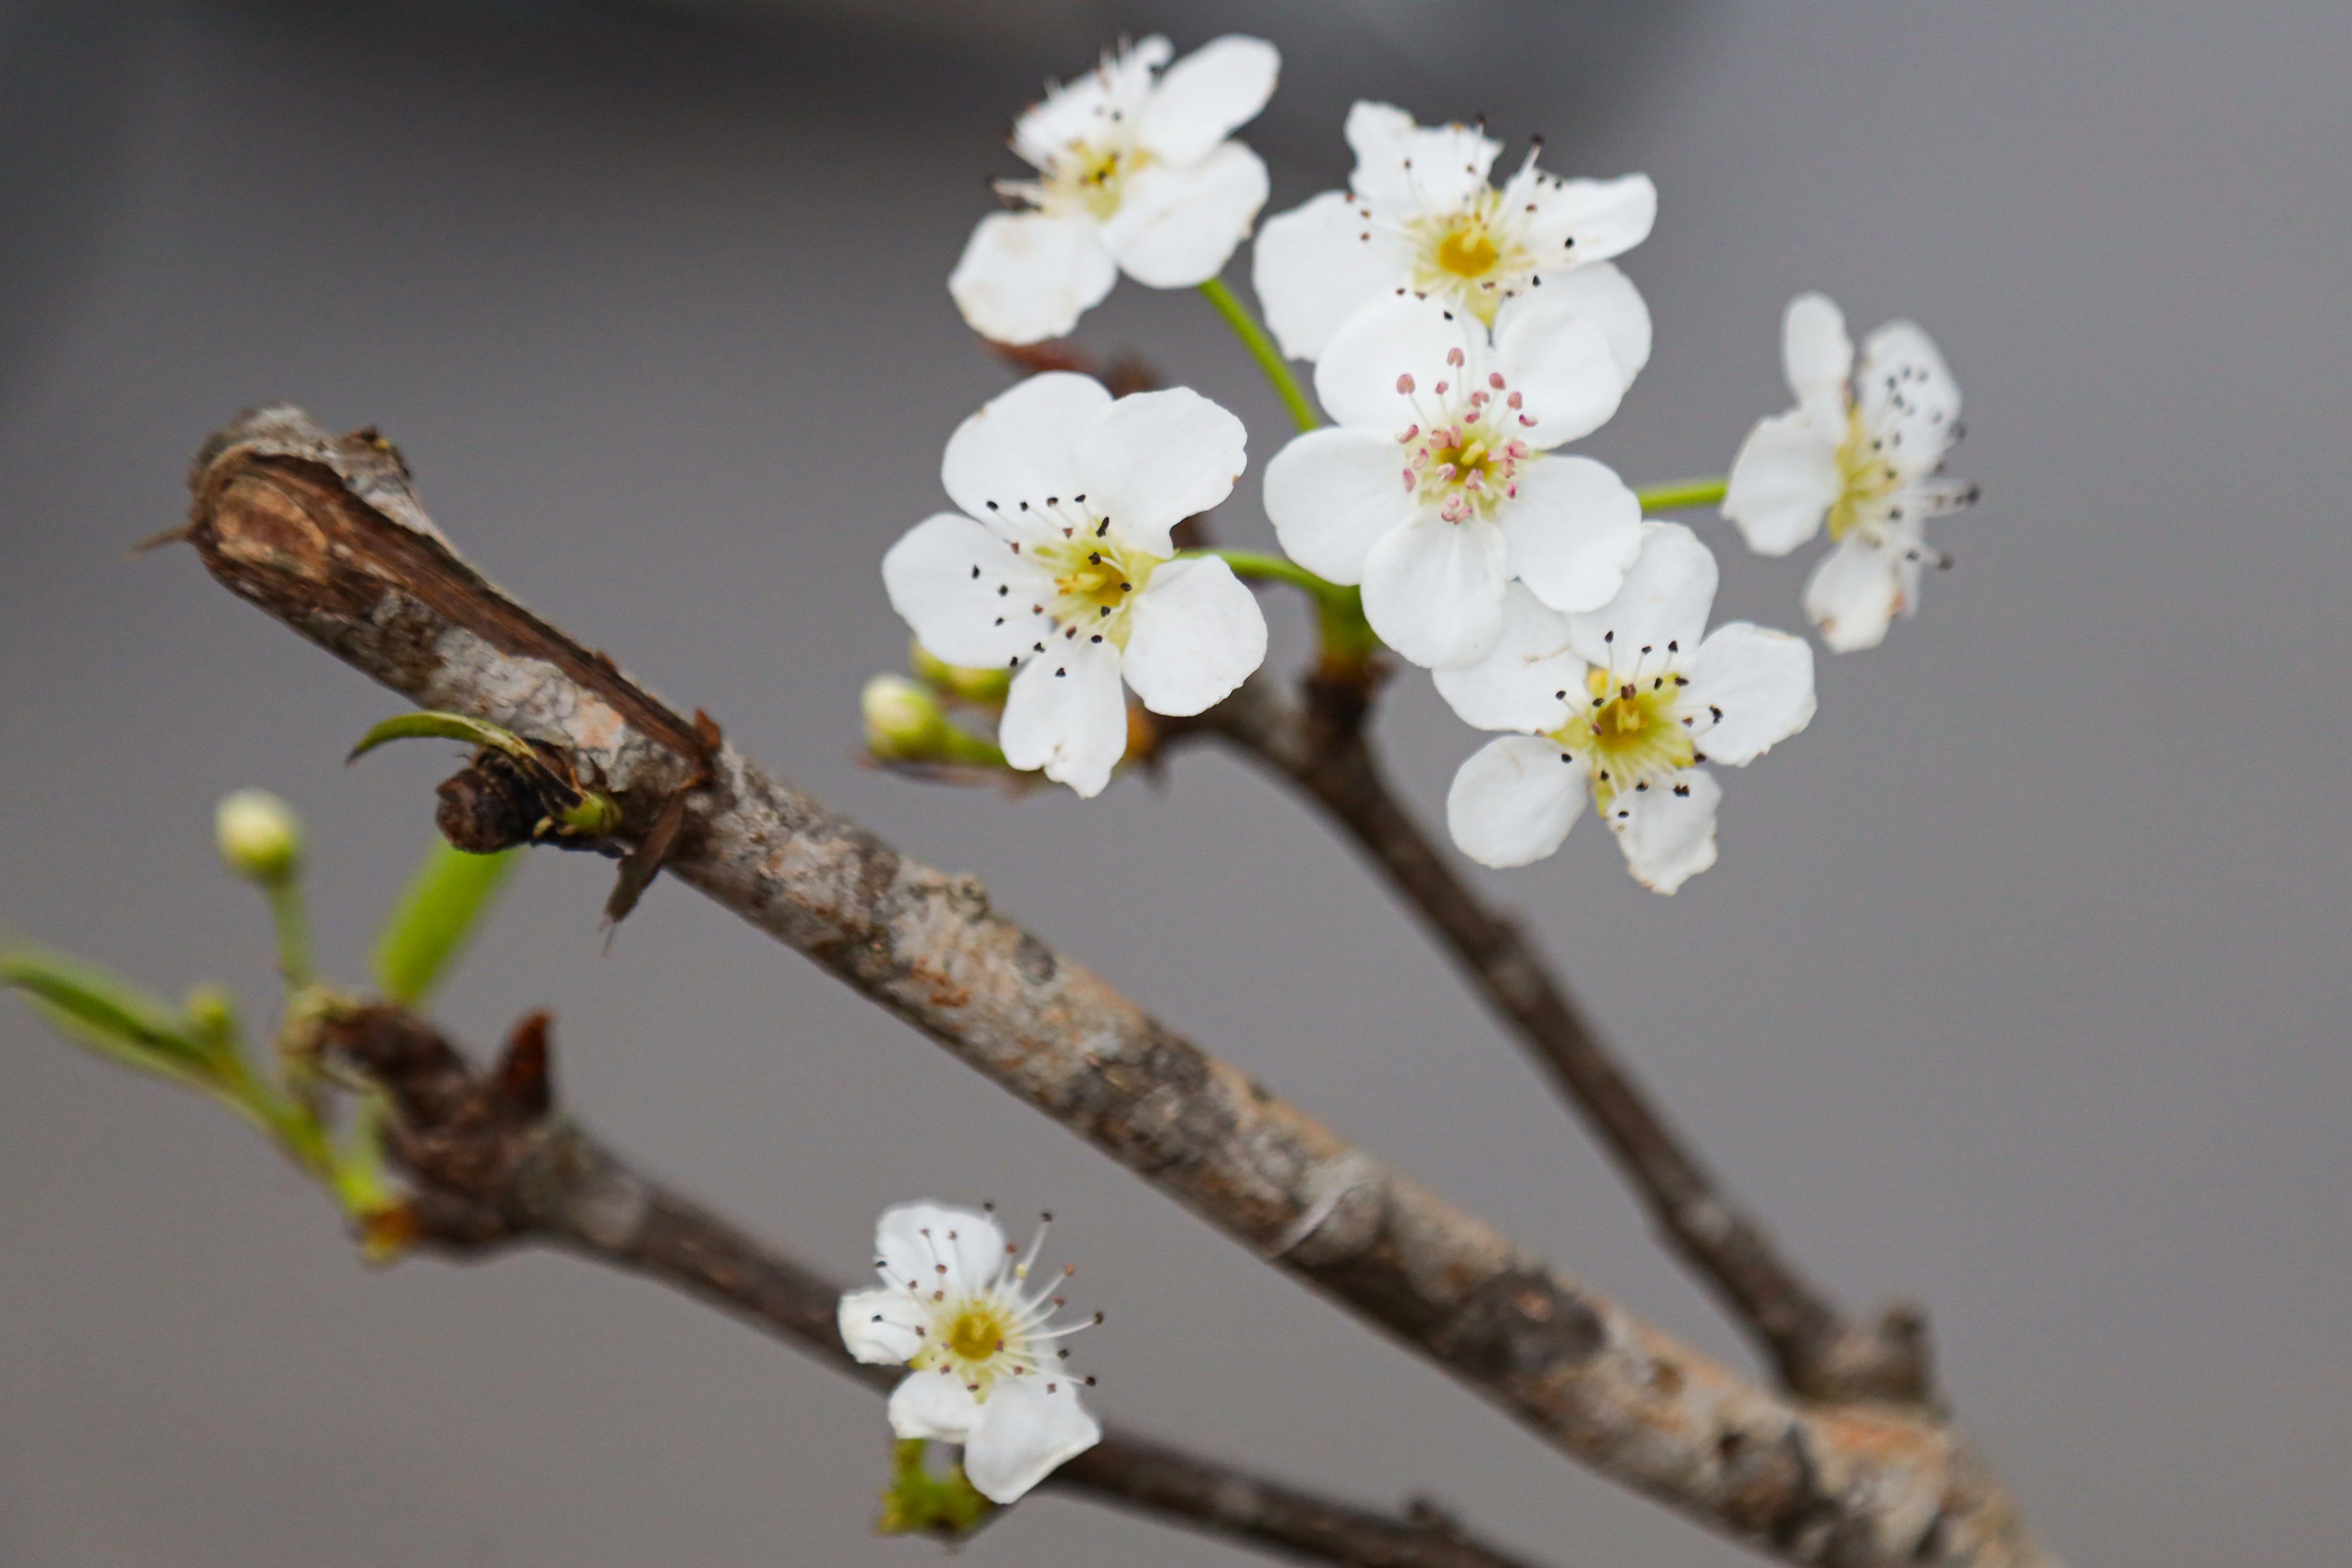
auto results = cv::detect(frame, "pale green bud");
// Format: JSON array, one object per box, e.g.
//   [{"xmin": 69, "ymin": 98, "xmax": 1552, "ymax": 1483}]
[
  {"xmin": 910, "ymin": 639, "xmax": 1012, "ymax": 705},
  {"xmin": 214, "ymin": 789, "xmax": 302, "ymax": 884},
  {"xmin": 863, "ymin": 674, "xmax": 949, "ymax": 761}
]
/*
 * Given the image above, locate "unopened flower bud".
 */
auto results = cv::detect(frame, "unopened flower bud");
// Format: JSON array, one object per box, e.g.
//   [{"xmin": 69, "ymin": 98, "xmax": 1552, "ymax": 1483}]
[
  {"xmin": 214, "ymin": 789, "xmax": 302, "ymax": 884},
  {"xmin": 863, "ymin": 674, "xmax": 949, "ymax": 762},
  {"xmin": 909, "ymin": 640, "xmax": 1013, "ymax": 705}
]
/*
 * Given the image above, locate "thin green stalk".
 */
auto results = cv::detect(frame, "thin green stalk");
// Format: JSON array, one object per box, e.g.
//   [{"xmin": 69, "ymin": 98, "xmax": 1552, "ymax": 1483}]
[
  {"xmin": 266, "ymin": 880, "xmax": 315, "ymax": 993},
  {"xmin": 1634, "ymin": 476, "xmax": 1729, "ymax": 514},
  {"xmin": 1198, "ymin": 278, "xmax": 1320, "ymax": 432}
]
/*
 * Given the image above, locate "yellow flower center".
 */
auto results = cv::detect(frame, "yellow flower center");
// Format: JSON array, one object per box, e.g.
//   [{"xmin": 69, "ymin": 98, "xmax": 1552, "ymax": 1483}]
[
  {"xmin": 945, "ymin": 1301, "xmax": 1014, "ymax": 1364},
  {"xmin": 1827, "ymin": 404, "xmax": 1901, "ymax": 543},
  {"xmin": 1404, "ymin": 190, "xmax": 1533, "ymax": 326},
  {"xmin": 1047, "ymin": 143, "xmax": 1150, "ymax": 221},
  {"xmin": 1552, "ymin": 666, "xmax": 1697, "ymax": 810},
  {"xmin": 1034, "ymin": 524, "xmax": 1161, "ymax": 650},
  {"xmin": 1436, "ymin": 221, "xmax": 1501, "ymax": 278}
]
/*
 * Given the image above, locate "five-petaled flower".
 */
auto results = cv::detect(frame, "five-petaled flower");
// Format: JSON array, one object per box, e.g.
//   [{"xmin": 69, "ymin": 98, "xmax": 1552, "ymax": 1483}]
[
  {"xmin": 950, "ymin": 35, "xmax": 1280, "ymax": 346},
  {"xmin": 1252, "ymin": 101, "xmax": 1656, "ymax": 375},
  {"xmin": 1441, "ymin": 523, "xmax": 1816, "ymax": 893},
  {"xmin": 884, "ymin": 371, "xmax": 1267, "ymax": 797},
  {"xmin": 839, "ymin": 1202, "xmax": 1103, "ymax": 1504},
  {"xmin": 1722, "ymin": 292, "xmax": 1977, "ymax": 652},
  {"xmin": 1264, "ymin": 292, "xmax": 1642, "ymax": 670}
]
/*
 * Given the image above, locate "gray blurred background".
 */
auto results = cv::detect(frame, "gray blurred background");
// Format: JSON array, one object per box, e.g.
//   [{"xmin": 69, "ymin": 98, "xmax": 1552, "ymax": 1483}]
[{"xmin": 2, "ymin": 1, "xmax": 2347, "ymax": 1564}]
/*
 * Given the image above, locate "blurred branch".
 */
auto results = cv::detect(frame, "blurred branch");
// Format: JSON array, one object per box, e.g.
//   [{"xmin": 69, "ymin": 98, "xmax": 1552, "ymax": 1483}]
[
  {"xmin": 331, "ymin": 1003, "xmax": 1545, "ymax": 1568},
  {"xmin": 175, "ymin": 405, "xmax": 2048, "ymax": 1568}
]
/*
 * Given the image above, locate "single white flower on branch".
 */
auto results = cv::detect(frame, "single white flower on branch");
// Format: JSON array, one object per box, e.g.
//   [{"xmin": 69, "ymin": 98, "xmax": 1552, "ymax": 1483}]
[
  {"xmin": 1252, "ymin": 101, "xmax": 1655, "ymax": 372},
  {"xmin": 839, "ymin": 1202, "xmax": 1103, "ymax": 1504},
  {"xmin": 1441, "ymin": 523, "xmax": 1815, "ymax": 893},
  {"xmin": 1263, "ymin": 292, "xmax": 1641, "ymax": 670},
  {"xmin": 1722, "ymin": 292, "xmax": 1978, "ymax": 652},
  {"xmin": 950, "ymin": 35, "xmax": 1280, "ymax": 346},
  {"xmin": 883, "ymin": 372, "xmax": 1266, "ymax": 797}
]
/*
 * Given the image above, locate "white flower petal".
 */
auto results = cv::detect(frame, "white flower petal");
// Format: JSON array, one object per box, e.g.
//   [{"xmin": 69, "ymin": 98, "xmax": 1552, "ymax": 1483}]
[
  {"xmin": 1345, "ymin": 101, "xmax": 1499, "ymax": 213},
  {"xmin": 1606, "ymin": 768, "xmax": 1720, "ymax": 893},
  {"xmin": 1857, "ymin": 320, "xmax": 1962, "ymax": 477},
  {"xmin": 1120, "ymin": 556, "xmax": 1267, "ymax": 717},
  {"xmin": 1076, "ymin": 386, "xmax": 1247, "ymax": 555},
  {"xmin": 1361, "ymin": 514, "xmax": 1509, "ymax": 670},
  {"xmin": 941, "ymin": 371, "xmax": 1109, "ymax": 521},
  {"xmin": 888, "ymin": 1369, "xmax": 984, "ymax": 1444},
  {"xmin": 1101, "ymin": 142, "xmax": 1269, "ymax": 288},
  {"xmin": 1262, "ymin": 427, "xmax": 1405, "ymax": 585},
  {"xmin": 961, "ymin": 1375, "xmax": 1103, "ymax": 1504},
  {"xmin": 1314, "ymin": 294, "xmax": 1477, "ymax": 433},
  {"xmin": 1521, "ymin": 172, "xmax": 1656, "ymax": 264},
  {"xmin": 1500, "ymin": 455, "xmax": 1644, "ymax": 613},
  {"xmin": 1013, "ymin": 37, "xmax": 1172, "ymax": 169},
  {"xmin": 839, "ymin": 1286, "xmax": 927, "ymax": 1366},
  {"xmin": 949, "ymin": 212, "xmax": 1119, "ymax": 347},
  {"xmin": 1804, "ymin": 534, "xmax": 1906, "ymax": 653},
  {"xmin": 1517, "ymin": 261, "xmax": 1651, "ymax": 386},
  {"xmin": 1250, "ymin": 190, "xmax": 1399, "ymax": 363},
  {"xmin": 999, "ymin": 639, "xmax": 1129, "ymax": 797},
  {"xmin": 1137, "ymin": 35, "xmax": 1278, "ymax": 164},
  {"xmin": 1492, "ymin": 298, "xmax": 1624, "ymax": 446},
  {"xmin": 1686, "ymin": 622, "xmax": 1816, "ymax": 765},
  {"xmin": 1781, "ymin": 292, "xmax": 1853, "ymax": 404},
  {"xmin": 1447, "ymin": 734, "xmax": 1586, "ymax": 868},
  {"xmin": 882, "ymin": 513, "xmax": 1054, "ymax": 668},
  {"xmin": 875, "ymin": 1202, "xmax": 1010, "ymax": 1294},
  {"xmin": 1566, "ymin": 521, "xmax": 1719, "ymax": 667},
  {"xmin": 1722, "ymin": 407, "xmax": 1843, "ymax": 556},
  {"xmin": 1432, "ymin": 584, "xmax": 1584, "ymax": 733}
]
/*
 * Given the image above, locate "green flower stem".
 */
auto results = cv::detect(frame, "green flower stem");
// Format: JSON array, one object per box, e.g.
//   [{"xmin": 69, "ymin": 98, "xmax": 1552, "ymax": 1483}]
[
  {"xmin": 1634, "ymin": 476, "xmax": 1729, "ymax": 514},
  {"xmin": 1181, "ymin": 549, "xmax": 1379, "ymax": 670},
  {"xmin": 936, "ymin": 727, "xmax": 1009, "ymax": 769},
  {"xmin": 265, "ymin": 878, "xmax": 315, "ymax": 993},
  {"xmin": 1198, "ymin": 277, "xmax": 1320, "ymax": 432}
]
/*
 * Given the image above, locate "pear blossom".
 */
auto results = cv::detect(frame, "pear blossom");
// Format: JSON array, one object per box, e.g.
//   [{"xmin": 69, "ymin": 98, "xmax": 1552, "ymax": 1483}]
[
  {"xmin": 1263, "ymin": 292, "xmax": 1641, "ymax": 670},
  {"xmin": 1722, "ymin": 292, "xmax": 1978, "ymax": 652},
  {"xmin": 1252, "ymin": 101, "xmax": 1656, "ymax": 377},
  {"xmin": 884, "ymin": 372, "xmax": 1266, "ymax": 797},
  {"xmin": 950, "ymin": 35, "xmax": 1280, "ymax": 346},
  {"xmin": 839, "ymin": 1202, "xmax": 1103, "ymax": 1504},
  {"xmin": 1441, "ymin": 524, "xmax": 1815, "ymax": 893}
]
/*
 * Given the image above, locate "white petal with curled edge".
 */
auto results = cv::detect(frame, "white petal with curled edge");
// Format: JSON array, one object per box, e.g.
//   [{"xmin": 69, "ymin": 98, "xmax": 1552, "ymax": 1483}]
[
  {"xmin": 1857, "ymin": 320, "xmax": 1961, "ymax": 478},
  {"xmin": 1516, "ymin": 262, "xmax": 1652, "ymax": 386},
  {"xmin": 1077, "ymin": 387, "xmax": 1247, "ymax": 555},
  {"xmin": 1433, "ymin": 584, "xmax": 1584, "ymax": 734},
  {"xmin": 1782, "ymin": 292, "xmax": 1853, "ymax": 404},
  {"xmin": 1804, "ymin": 534, "xmax": 1904, "ymax": 653},
  {"xmin": 1361, "ymin": 514, "xmax": 1509, "ymax": 671},
  {"xmin": 1262, "ymin": 427, "xmax": 1403, "ymax": 586},
  {"xmin": 999, "ymin": 639, "xmax": 1129, "ymax": 798},
  {"xmin": 1102, "ymin": 143, "xmax": 1268, "ymax": 288},
  {"xmin": 948, "ymin": 212, "xmax": 1120, "ymax": 347},
  {"xmin": 1447, "ymin": 734, "xmax": 1587, "ymax": 868},
  {"xmin": 1122, "ymin": 556, "xmax": 1267, "ymax": 717},
  {"xmin": 1315, "ymin": 294, "xmax": 1477, "ymax": 433},
  {"xmin": 1137, "ymin": 35, "xmax": 1279, "ymax": 164},
  {"xmin": 875, "ymin": 1202, "xmax": 1011, "ymax": 1294},
  {"xmin": 1492, "ymin": 299, "xmax": 1624, "ymax": 446},
  {"xmin": 888, "ymin": 1369, "xmax": 984, "ymax": 1444},
  {"xmin": 1014, "ymin": 37, "xmax": 1173, "ymax": 168},
  {"xmin": 1722, "ymin": 408, "xmax": 1842, "ymax": 556},
  {"xmin": 1501, "ymin": 455, "xmax": 1644, "ymax": 614},
  {"xmin": 1686, "ymin": 622, "xmax": 1816, "ymax": 765},
  {"xmin": 1566, "ymin": 521, "xmax": 1719, "ymax": 667},
  {"xmin": 941, "ymin": 371, "xmax": 1110, "ymax": 522},
  {"xmin": 1521, "ymin": 173, "xmax": 1656, "ymax": 263},
  {"xmin": 883, "ymin": 514, "xmax": 1054, "ymax": 669},
  {"xmin": 839, "ymin": 1286, "xmax": 927, "ymax": 1366},
  {"xmin": 962, "ymin": 1376, "xmax": 1103, "ymax": 1504},
  {"xmin": 1251, "ymin": 190, "xmax": 1399, "ymax": 362},
  {"xmin": 1345, "ymin": 101, "xmax": 1499, "ymax": 214},
  {"xmin": 1607, "ymin": 768, "xmax": 1720, "ymax": 894}
]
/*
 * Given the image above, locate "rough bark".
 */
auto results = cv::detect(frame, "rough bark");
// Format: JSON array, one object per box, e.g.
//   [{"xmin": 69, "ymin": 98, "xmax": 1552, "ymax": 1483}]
[{"xmin": 179, "ymin": 406, "xmax": 2050, "ymax": 1568}]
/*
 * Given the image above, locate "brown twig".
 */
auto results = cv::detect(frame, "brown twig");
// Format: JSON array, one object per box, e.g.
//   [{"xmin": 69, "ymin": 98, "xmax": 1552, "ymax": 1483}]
[
  {"xmin": 1182, "ymin": 676, "xmax": 1931, "ymax": 1406},
  {"xmin": 178, "ymin": 406, "xmax": 2049, "ymax": 1567},
  {"xmin": 329, "ymin": 1004, "xmax": 1546, "ymax": 1568}
]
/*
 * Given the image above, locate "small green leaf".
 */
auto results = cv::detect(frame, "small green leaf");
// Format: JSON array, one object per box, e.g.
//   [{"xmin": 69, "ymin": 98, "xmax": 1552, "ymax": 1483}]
[
  {"xmin": 371, "ymin": 838, "xmax": 520, "ymax": 1006},
  {"xmin": 347, "ymin": 711, "xmax": 541, "ymax": 768},
  {"xmin": 2, "ymin": 947, "xmax": 220, "ymax": 1087}
]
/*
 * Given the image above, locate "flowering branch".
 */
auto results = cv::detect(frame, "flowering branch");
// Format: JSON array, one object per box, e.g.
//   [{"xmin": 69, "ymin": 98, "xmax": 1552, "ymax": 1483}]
[
  {"xmin": 175, "ymin": 405, "xmax": 2047, "ymax": 1567},
  {"xmin": 327, "ymin": 1002, "xmax": 1543, "ymax": 1568}
]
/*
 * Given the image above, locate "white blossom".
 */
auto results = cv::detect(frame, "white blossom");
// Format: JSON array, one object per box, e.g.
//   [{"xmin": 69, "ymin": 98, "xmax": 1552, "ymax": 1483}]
[
  {"xmin": 950, "ymin": 35, "xmax": 1280, "ymax": 346},
  {"xmin": 1722, "ymin": 292, "xmax": 1977, "ymax": 652},
  {"xmin": 884, "ymin": 372, "xmax": 1266, "ymax": 797},
  {"xmin": 1263, "ymin": 292, "xmax": 1641, "ymax": 670},
  {"xmin": 839, "ymin": 1202, "xmax": 1103, "ymax": 1504},
  {"xmin": 1440, "ymin": 524, "xmax": 1815, "ymax": 893},
  {"xmin": 1252, "ymin": 101, "xmax": 1655, "ymax": 373}
]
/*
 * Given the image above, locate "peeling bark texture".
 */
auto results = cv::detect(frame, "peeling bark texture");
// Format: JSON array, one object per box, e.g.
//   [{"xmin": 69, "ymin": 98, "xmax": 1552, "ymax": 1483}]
[
  {"xmin": 183, "ymin": 407, "xmax": 2051, "ymax": 1568},
  {"xmin": 327, "ymin": 1005, "xmax": 1547, "ymax": 1568},
  {"xmin": 1188, "ymin": 677, "xmax": 1933, "ymax": 1407}
]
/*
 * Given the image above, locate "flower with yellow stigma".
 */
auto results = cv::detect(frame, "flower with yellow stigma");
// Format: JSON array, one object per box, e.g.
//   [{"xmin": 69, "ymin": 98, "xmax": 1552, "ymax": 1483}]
[{"xmin": 838, "ymin": 1202, "xmax": 1103, "ymax": 1504}]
